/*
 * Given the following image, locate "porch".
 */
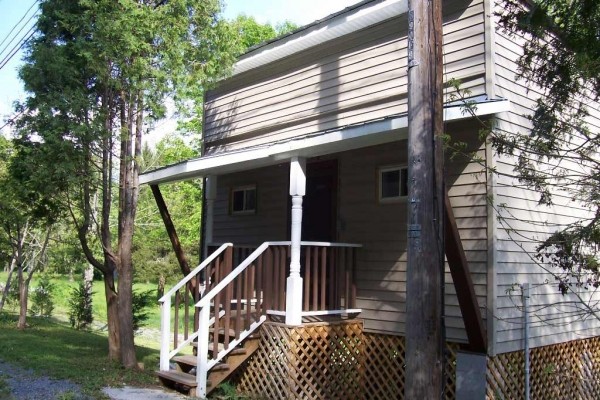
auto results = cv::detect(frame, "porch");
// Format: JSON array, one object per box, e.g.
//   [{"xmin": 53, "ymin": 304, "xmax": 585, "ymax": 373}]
[{"xmin": 156, "ymin": 240, "xmax": 361, "ymax": 397}]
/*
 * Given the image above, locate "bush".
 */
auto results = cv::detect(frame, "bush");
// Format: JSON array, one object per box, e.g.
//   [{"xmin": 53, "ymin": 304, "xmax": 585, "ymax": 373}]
[
  {"xmin": 68, "ymin": 282, "xmax": 93, "ymax": 330},
  {"xmin": 30, "ymin": 274, "xmax": 55, "ymax": 317},
  {"xmin": 132, "ymin": 289, "xmax": 155, "ymax": 332}
]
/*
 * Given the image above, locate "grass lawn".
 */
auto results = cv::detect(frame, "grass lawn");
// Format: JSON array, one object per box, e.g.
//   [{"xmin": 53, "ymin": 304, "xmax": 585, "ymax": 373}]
[
  {"xmin": 0, "ymin": 313, "xmax": 159, "ymax": 398},
  {"xmin": 0, "ymin": 272, "xmax": 170, "ymax": 397}
]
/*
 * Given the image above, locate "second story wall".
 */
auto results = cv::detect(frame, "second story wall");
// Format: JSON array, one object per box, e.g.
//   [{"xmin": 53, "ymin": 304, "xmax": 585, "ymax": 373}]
[{"xmin": 204, "ymin": 0, "xmax": 487, "ymax": 155}]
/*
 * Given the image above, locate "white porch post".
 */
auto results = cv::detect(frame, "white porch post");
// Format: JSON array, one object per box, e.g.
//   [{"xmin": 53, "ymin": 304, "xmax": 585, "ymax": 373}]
[
  {"xmin": 203, "ymin": 175, "xmax": 217, "ymax": 258},
  {"xmin": 286, "ymin": 157, "xmax": 306, "ymax": 325}
]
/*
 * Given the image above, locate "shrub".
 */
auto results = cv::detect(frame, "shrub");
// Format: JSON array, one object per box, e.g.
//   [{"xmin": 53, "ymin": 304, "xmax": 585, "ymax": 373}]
[
  {"xmin": 68, "ymin": 282, "xmax": 93, "ymax": 330},
  {"xmin": 132, "ymin": 289, "xmax": 155, "ymax": 332},
  {"xmin": 29, "ymin": 274, "xmax": 55, "ymax": 317}
]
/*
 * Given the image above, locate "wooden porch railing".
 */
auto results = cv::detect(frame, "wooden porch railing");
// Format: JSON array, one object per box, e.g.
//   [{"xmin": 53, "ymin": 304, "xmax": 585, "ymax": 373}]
[
  {"xmin": 301, "ymin": 242, "xmax": 360, "ymax": 314},
  {"xmin": 158, "ymin": 243, "xmax": 232, "ymax": 371},
  {"xmin": 208, "ymin": 241, "xmax": 361, "ymax": 315}
]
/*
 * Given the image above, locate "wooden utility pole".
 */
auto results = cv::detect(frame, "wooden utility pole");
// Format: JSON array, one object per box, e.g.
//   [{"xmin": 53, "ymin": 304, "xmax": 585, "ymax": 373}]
[{"xmin": 405, "ymin": 0, "xmax": 445, "ymax": 397}]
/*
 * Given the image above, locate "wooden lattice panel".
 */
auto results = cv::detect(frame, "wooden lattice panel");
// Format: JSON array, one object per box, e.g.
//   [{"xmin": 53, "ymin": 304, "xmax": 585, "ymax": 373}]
[
  {"xmin": 362, "ymin": 332, "xmax": 458, "ymax": 400},
  {"xmin": 234, "ymin": 322, "xmax": 460, "ymax": 400},
  {"xmin": 236, "ymin": 321, "xmax": 364, "ymax": 399},
  {"xmin": 487, "ymin": 336, "xmax": 600, "ymax": 400}
]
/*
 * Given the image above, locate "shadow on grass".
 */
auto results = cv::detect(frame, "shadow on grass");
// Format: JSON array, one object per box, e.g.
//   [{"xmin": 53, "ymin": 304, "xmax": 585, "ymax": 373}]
[{"xmin": 0, "ymin": 312, "xmax": 159, "ymax": 395}]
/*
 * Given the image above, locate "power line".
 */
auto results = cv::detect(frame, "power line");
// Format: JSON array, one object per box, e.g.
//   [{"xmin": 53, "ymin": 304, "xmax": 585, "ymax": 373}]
[
  {"xmin": 0, "ymin": 26, "xmax": 36, "ymax": 71},
  {"xmin": 0, "ymin": 1, "xmax": 38, "ymax": 51},
  {"xmin": 0, "ymin": 1, "xmax": 39, "ymax": 72},
  {"xmin": 0, "ymin": 108, "xmax": 27, "ymax": 132}
]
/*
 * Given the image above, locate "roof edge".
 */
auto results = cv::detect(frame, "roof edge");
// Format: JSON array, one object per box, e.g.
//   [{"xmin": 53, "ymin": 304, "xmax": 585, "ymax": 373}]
[{"xmin": 232, "ymin": 0, "xmax": 408, "ymax": 76}]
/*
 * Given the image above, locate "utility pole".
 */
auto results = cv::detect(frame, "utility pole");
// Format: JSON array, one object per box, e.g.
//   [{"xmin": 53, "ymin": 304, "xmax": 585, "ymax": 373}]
[{"xmin": 405, "ymin": 0, "xmax": 445, "ymax": 397}]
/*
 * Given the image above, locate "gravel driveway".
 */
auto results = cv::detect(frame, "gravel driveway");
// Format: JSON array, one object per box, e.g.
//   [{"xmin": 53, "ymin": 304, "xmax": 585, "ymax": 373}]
[
  {"xmin": 0, "ymin": 360, "xmax": 188, "ymax": 400},
  {"xmin": 0, "ymin": 360, "xmax": 88, "ymax": 399}
]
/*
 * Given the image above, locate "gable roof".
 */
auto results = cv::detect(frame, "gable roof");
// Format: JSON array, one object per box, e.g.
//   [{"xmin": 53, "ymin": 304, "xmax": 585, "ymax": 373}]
[{"xmin": 233, "ymin": 0, "xmax": 407, "ymax": 76}]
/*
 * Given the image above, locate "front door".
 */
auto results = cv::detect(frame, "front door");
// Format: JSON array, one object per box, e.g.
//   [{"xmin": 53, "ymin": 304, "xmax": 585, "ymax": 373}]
[{"xmin": 302, "ymin": 160, "xmax": 338, "ymax": 242}]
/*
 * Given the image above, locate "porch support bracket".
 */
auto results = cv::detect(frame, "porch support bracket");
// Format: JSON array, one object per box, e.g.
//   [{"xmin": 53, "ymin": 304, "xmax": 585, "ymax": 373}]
[
  {"xmin": 150, "ymin": 184, "xmax": 196, "ymax": 295},
  {"xmin": 444, "ymin": 192, "xmax": 487, "ymax": 353},
  {"xmin": 286, "ymin": 157, "xmax": 306, "ymax": 326}
]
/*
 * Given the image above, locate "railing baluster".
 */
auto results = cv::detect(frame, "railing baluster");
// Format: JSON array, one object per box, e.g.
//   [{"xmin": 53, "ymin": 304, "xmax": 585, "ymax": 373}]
[
  {"xmin": 174, "ymin": 290, "xmax": 180, "ymax": 348},
  {"xmin": 245, "ymin": 267, "xmax": 252, "ymax": 330},
  {"xmin": 351, "ymin": 247, "xmax": 357, "ymax": 308},
  {"xmin": 256, "ymin": 254, "xmax": 263, "ymax": 316},
  {"xmin": 281, "ymin": 245, "xmax": 287, "ymax": 310},
  {"xmin": 265, "ymin": 247, "xmax": 273, "ymax": 312},
  {"xmin": 320, "ymin": 247, "xmax": 327, "ymax": 310},
  {"xmin": 184, "ymin": 284, "xmax": 190, "ymax": 340},
  {"xmin": 212, "ymin": 254, "xmax": 221, "ymax": 360},
  {"xmin": 328, "ymin": 247, "xmax": 335, "ymax": 309},
  {"xmin": 235, "ymin": 262, "xmax": 242, "ymax": 339},
  {"xmin": 194, "ymin": 274, "xmax": 200, "ymax": 331},
  {"xmin": 304, "ymin": 246, "xmax": 311, "ymax": 311},
  {"xmin": 223, "ymin": 248, "xmax": 232, "ymax": 351},
  {"xmin": 312, "ymin": 247, "xmax": 318, "ymax": 311},
  {"xmin": 273, "ymin": 247, "xmax": 280, "ymax": 310}
]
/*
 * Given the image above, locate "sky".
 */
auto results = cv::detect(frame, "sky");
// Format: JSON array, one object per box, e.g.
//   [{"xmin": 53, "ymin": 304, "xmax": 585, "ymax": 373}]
[{"xmin": 0, "ymin": 0, "xmax": 361, "ymax": 135}]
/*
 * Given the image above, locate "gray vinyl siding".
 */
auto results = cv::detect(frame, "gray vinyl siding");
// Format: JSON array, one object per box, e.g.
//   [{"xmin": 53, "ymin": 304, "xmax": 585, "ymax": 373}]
[
  {"xmin": 210, "ymin": 120, "xmax": 488, "ymax": 342},
  {"xmin": 491, "ymin": 19, "xmax": 600, "ymax": 354},
  {"xmin": 203, "ymin": 0, "xmax": 486, "ymax": 154},
  {"xmin": 211, "ymin": 165, "xmax": 289, "ymax": 245},
  {"xmin": 337, "ymin": 121, "xmax": 488, "ymax": 341}
]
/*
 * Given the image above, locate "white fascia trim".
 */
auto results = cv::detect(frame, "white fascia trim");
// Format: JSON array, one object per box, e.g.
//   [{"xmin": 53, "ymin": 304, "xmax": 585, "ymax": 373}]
[
  {"xmin": 140, "ymin": 98, "xmax": 510, "ymax": 185},
  {"xmin": 233, "ymin": 0, "xmax": 408, "ymax": 76}
]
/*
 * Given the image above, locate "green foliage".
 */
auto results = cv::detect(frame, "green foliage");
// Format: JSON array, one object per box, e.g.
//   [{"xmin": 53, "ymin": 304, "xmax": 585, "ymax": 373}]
[
  {"xmin": 210, "ymin": 382, "xmax": 251, "ymax": 399},
  {"xmin": 29, "ymin": 274, "xmax": 55, "ymax": 317},
  {"xmin": 228, "ymin": 15, "xmax": 299, "ymax": 54},
  {"xmin": 495, "ymin": 0, "xmax": 600, "ymax": 292},
  {"xmin": 135, "ymin": 136, "xmax": 202, "ymax": 282},
  {"xmin": 67, "ymin": 282, "xmax": 93, "ymax": 330},
  {"xmin": 131, "ymin": 289, "xmax": 155, "ymax": 332}
]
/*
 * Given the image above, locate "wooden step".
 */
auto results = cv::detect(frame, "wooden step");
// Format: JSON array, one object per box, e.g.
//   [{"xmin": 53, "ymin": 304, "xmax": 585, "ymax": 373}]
[
  {"xmin": 191, "ymin": 342, "xmax": 248, "ymax": 356},
  {"xmin": 156, "ymin": 370, "xmax": 197, "ymax": 387},
  {"xmin": 209, "ymin": 327, "xmax": 237, "ymax": 337},
  {"xmin": 173, "ymin": 355, "xmax": 230, "ymax": 372}
]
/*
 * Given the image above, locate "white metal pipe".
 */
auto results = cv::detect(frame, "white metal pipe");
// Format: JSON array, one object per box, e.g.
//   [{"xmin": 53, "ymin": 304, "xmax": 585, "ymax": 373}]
[{"xmin": 522, "ymin": 283, "xmax": 531, "ymax": 400}]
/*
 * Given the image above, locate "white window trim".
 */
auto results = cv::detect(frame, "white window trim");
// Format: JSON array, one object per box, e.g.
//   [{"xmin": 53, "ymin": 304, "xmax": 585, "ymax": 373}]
[
  {"xmin": 378, "ymin": 165, "xmax": 408, "ymax": 203},
  {"xmin": 230, "ymin": 185, "xmax": 257, "ymax": 215}
]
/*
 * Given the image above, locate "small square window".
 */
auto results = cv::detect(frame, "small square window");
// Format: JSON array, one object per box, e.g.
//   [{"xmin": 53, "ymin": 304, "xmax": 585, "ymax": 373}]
[
  {"xmin": 379, "ymin": 166, "xmax": 408, "ymax": 202},
  {"xmin": 231, "ymin": 186, "xmax": 256, "ymax": 214}
]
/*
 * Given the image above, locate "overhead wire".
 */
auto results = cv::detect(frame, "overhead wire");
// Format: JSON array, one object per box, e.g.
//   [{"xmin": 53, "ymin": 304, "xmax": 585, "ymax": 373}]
[
  {"xmin": 0, "ymin": 27, "xmax": 36, "ymax": 71},
  {"xmin": 0, "ymin": 0, "xmax": 38, "ymax": 51},
  {"xmin": 0, "ymin": 1, "xmax": 40, "ymax": 71}
]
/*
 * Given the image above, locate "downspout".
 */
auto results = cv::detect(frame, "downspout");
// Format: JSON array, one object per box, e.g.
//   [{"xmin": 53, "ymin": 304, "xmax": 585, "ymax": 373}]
[{"xmin": 522, "ymin": 283, "xmax": 530, "ymax": 400}]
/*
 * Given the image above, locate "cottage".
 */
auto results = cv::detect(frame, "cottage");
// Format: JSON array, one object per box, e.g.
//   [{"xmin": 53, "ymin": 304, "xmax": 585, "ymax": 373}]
[{"xmin": 141, "ymin": 0, "xmax": 600, "ymax": 398}]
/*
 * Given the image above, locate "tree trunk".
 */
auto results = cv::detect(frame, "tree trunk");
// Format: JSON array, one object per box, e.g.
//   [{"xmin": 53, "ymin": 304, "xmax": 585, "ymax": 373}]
[
  {"xmin": 117, "ymin": 254, "xmax": 136, "ymax": 368},
  {"xmin": 17, "ymin": 261, "xmax": 28, "ymax": 329},
  {"xmin": 103, "ymin": 269, "xmax": 121, "ymax": 361},
  {"xmin": 0, "ymin": 256, "xmax": 17, "ymax": 312}
]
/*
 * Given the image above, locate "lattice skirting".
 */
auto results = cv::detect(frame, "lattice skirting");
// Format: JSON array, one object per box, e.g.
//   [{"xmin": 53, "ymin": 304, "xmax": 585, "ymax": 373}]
[
  {"xmin": 487, "ymin": 336, "xmax": 600, "ymax": 400},
  {"xmin": 232, "ymin": 320, "xmax": 459, "ymax": 400}
]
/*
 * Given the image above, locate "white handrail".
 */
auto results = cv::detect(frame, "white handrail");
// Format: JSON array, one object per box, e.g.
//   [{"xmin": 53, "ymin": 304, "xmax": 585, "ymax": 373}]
[
  {"xmin": 159, "ymin": 242, "xmax": 232, "ymax": 372},
  {"xmin": 196, "ymin": 241, "xmax": 274, "ymax": 308},
  {"xmin": 300, "ymin": 241, "xmax": 362, "ymax": 248},
  {"xmin": 158, "ymin": 243, "xmax": 233, "ymax": 303}
]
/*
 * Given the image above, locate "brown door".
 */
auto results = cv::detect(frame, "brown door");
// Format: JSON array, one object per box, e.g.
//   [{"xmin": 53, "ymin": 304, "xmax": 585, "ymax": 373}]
[{"xmin": 302, "ymin": 160, "xmax": 338, "ymax": 242}]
